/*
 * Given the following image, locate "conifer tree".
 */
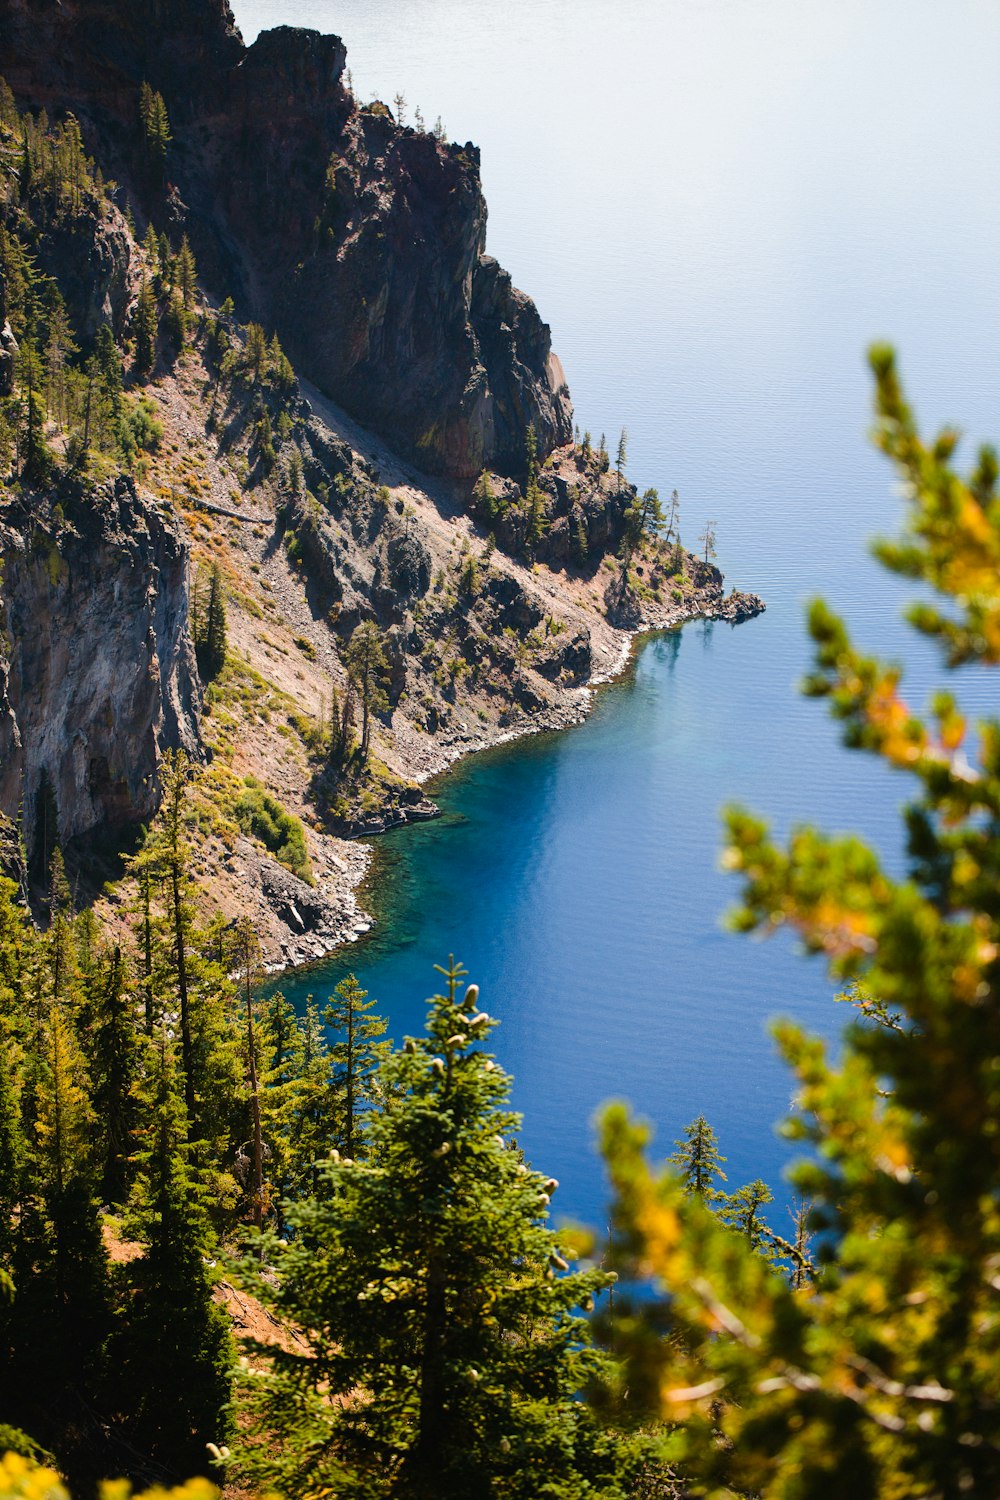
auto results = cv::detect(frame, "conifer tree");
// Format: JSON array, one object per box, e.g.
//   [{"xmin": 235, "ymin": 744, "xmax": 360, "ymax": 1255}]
[
  {"xmin": 142, "ymin": 221, "xmax": 160, "ymax": 278},
  {"xmin": 237, "ymin": 960, "xmax": 624, "ymax": 1500},
  {"xmin": 615, "ymin": 427, "xmax": 628, "ymax": 492},
  {"xmin": 523, "ymin": 424, "xmax": 547, "ymax": 548},
  {"xmin": 344, "ymin": 621, "xmax": 391, "ymax": 762},
  {"xmin": 134, "ymin": 277, "xmax": 158, "ymax": 377},
  {"xmin": 669, "ymin": 1114, "xmax": 727, "ymax": 1203},
  {"xmin": 664, "ymin": 488, "xmax": 680, "ymax": 546},
  {"xmin": 17, "ymin": 337, "xmax": 49, "ymax": 480},
  {"xmin": 2, "ymin": 1009, "xmax": 112, "ymax": 1487},
  {"xmin": 195, "ymin": 562, "xmax": 226, "ymax": 681},
  {"xmin": 89, "ymin": 944, "xmax": 142, "ymax": 1206},
  {"xmin": 324, "ymin": 972, "xmax": 388, "ymax": 1160},
  {"xmin": 119, "ymin": 1033, "xmax": 233, "ymax": 1477},
  {"xmin": 258, "ymin": 991, "xmax": 308, "ymax": 1204},
  {"xmin": 473, "ymin": 468, "xmax": 498, "ymax": 522},
  {"xmin": 0, "ymin": 1039, "xmax": 25, "ymax": 1263},
  {"xmin": 719, "ymin": 1178, "xmax": 775, "ymax": 1259},
  {"xmin": 176, "ymin": 235, "xmax": 197, "ymax": 309},
  {"xmin": 234, "ymin": 917, "xmax": 265, "ymax": 1232},
  {"xmin": 139, "ymin": 83, "xmax": 171, "ymax": 183},
  {"xmin": 284, "ymin": 997, "xmax": 333, "ymax": 1195},
  {"xmin": 155, "ymin": 751, "xmax": 196, "ymax": 1121}
]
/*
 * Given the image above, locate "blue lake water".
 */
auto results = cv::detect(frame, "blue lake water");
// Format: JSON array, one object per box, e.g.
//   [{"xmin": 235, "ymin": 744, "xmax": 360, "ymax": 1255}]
[{"xmin": 237, "ymin": 0, "xmax": 1000, "ymax": 1229}]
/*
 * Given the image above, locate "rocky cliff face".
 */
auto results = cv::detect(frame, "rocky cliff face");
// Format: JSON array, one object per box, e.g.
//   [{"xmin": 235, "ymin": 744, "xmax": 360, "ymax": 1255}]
[
  {"xmin": 0, "ymin": 0, "xmax": 572, "ymax": 479},
  {"xmin": 0, "ymin": 479, "xmax": 201, "ymax": 872}
]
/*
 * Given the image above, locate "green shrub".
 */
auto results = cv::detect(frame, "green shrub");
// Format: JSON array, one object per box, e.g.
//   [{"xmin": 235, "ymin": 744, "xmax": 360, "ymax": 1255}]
[{"xmin": 233, "ymin": 779, "xmax": 312, "ymax": 883}]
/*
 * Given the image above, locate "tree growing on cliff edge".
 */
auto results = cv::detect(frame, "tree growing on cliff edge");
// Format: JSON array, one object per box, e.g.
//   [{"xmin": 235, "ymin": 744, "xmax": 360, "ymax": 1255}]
[
  {"xmin": 133, "ymin": 277, "xmax": 158, "ymax": 378},
  {"xmin": 597, "ymin": 349, "xmax": 1000, "ymax": 1496},
  {"xmin": 665, "ymin": 488, "xmax": 681, "ymax": 546},
  {"xmin": 615, "ymin": 428, "xmax": 629, "ymax": 494},
  {"xmin": 344, "ymin": 621, "xmax": 391, "ymax": 762},
  {"xmin": 138, "ymin": 83, "xmax": 171, "ymax": 185},
  {"xmin": 235, "ymin": 959, "xmax": 628, "ymax": 1500},
  {"xmin": 698, "ymin": 518, "xmax": 717, "ymax": 564},
  {"xmin": 194, "ymin": 562, "xmax": 227, "ymax": 682}
]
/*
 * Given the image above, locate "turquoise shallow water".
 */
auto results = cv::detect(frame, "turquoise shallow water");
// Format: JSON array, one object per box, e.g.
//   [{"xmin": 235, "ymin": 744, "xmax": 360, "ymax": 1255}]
[{"xmin": 238, "ymin": 0, "xmax": 1000, "ymax": 1228}]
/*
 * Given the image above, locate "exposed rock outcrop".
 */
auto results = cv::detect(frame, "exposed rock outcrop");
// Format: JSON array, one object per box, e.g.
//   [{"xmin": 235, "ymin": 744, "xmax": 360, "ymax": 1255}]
[
  {"xmin": 0, "ymin": 478, "xmax": 201, "ymax": 870},
  {"xmin": 0, "ymin": 0, "xmax": 572, "ymax": 478}
]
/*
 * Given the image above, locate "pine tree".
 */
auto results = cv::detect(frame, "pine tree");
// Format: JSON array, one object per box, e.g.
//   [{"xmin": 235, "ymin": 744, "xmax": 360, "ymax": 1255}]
[
  {"xmin": 664, "ymin": 488, "xmax": 680, "ymax": 546},
  {"xmin": 195, "ymin": 562, "xmax": 226, "ymax": 680},
  {"xmin": 234, "ymin": 917, "xmax": 265, "ymax": 1232},
  {"xmin": 134, "ymin": 277, "xmax": 158, "ymax": 377},
  {"xmin": 284, "ymin": 996, "xmax": 333, "ymax": 1196},
  {"xmin": 1, "ymin": 1010, "xmax": 112, "ymax": 1488},
  {"xmin": 17, "ymin": 337, "xmax": 49, "ymax": 480},
  {"xmin": 719, "ymin": 1178, "xmax": 775, "ymax": 1259},
  {"xmin": 324, "ymin": 972, "xmax": 388, "ymax": 1160},
  {"xmin": 143, "ymin": 221, "xmax": 160, "ymax": 277},
  {"xmin": 236, "ymin": 960, "xmax": 624, "ymax": 1500},
  {"xmin": 139, "ymin": 83, "xmax": 171, "ymax": 183},
  {"xmin": 473, "ymin": 468, "xmax": 498, "ymax": 522},
  {"xmin": 176, "ymin": 235, "xmax": 197, "ymax": 309},
  {"xmin": 523, "ymin": 425, "xmax": 547, "ymax": 548},
  {"xmin": 258, "ymin": 990, "xmax": 309, "ymax": 1205},
  {"xmin": 119, "ymin": 1033, "xmax": 233, "ymax": 1476},
  {"xmin": 344, "ymin": 621, "xmax": 391, "ymax": 761},
  {"xmin": 0, "ymin": 1039, "xmax": 25, "ymax": 1263},
  {"xmin": 155, "ymin": 751, "xmax": 196, "ymax": 1121},
  {"xmin": 89, "ymin": 944, "xmax": 142, "ymax": 1206},
  {"xmin": 615, "ymin": 427, "xmax": 628, "ymax": 492},
  {"xmin": 669, "ymin": 1114, "xmax": 727, "ymax": 1203}
]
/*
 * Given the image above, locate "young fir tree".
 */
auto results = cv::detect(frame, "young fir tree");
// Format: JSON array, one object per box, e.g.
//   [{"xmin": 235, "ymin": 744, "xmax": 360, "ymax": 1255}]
[
  {"xmin": 0, "ymin": 1038, "xmax": 25, "ymax": 1265},
  {"xmin": 139, "ymin": 83, "xmax": 171, "ymax": 184},
  {"xmin": 17, "ymin": 336, "xmax": 50, "ymax": 481},
  {"xmin": 324, "ymin": 972, "xmax": 389, "ymax": 1160},
  {"xmin": 281, "ymin": 996, "xmax": 334, "ymax": 1197},
  {"xmin": 175, "ymin": 235, "xmax": 197, "ymax": 309},
  {"xmin": 473, "ymin": 468, "xmax": 498, "ymax": 522},
  {"xmin": 155, "ymin": 751, "xmax": 197, "ymax": 1121},
  {"xmin": 1, "ymin": 1008, "xmax": 113, "ymax": 1487},
  {"xmin": 89, "ymin": 944, "xmax": 142, "ymax": 1206},
  {"xmin": 718, "ymin": 1178, "xmax": 776, "ymax": 1260},
  {"xmin": 668, "ymin": 1114, "xmax": 727, "ymax": 1203},
  {"xmin": 233, "ymin": 916, "xmax": 266, "ymax": 1232},
  {"xmin": 523, "ymin": 424, "xmax": 547, "ymax": 548},
  {"xmin": 236, "ymin": 960, "xmax": 628, "ymax": 1500},
  {"xmin": 195, "ymin": 562, "xmax": 227, "ymax": 681},
  {"xmin": 258, "ymin": 990, "xmax": 309, "ymax": 1205},
  {"xmin": 598, "ymin": 349, "xmax": 1000, "ymax": 1495},
  {"xmin": 133, "ymin": 277, "xmax": 158, "ymax": 377},
  {"xmin": 118, "ymin": 1033, "xmax": 233, "ymax": 1477}
]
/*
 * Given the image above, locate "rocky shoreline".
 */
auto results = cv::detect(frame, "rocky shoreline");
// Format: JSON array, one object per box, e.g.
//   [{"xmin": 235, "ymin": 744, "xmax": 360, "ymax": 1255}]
[{"xmin": 268, "ymin": 582, "xmax": 765, "ymax": 975}]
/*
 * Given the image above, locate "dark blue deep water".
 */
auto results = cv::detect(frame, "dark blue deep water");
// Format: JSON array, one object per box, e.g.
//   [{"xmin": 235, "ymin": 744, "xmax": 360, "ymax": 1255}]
[{"xmin": 238, "ymin": 0, "xmax": 1000, "ymax": 1230}]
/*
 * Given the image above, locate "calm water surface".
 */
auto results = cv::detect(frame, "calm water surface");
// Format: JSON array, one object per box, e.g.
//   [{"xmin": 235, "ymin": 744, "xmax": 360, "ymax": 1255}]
[{"xmin": 236, "ymin": 0, "xmax": 1000, "ymax": 1226}]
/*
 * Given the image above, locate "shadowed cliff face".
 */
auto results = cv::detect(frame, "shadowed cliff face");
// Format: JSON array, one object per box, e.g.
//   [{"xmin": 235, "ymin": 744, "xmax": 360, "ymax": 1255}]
[
  {"xmin": 0, "ymin": 0, "xmax": 573, "ymax": 478},
  {"xmin": 0, "ymin": 480, "xmax": 202, "ymax": 869}
]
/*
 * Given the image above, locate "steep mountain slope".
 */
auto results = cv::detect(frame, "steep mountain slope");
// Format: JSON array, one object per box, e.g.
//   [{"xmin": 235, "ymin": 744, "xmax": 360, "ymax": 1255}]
[
  {"xmin": 0, "ymin": 6, "xmax": 762, "ymax": 962},
  {"xmin": 0, "ymin": 0, "xmax": 572, "ymax": 478}
]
